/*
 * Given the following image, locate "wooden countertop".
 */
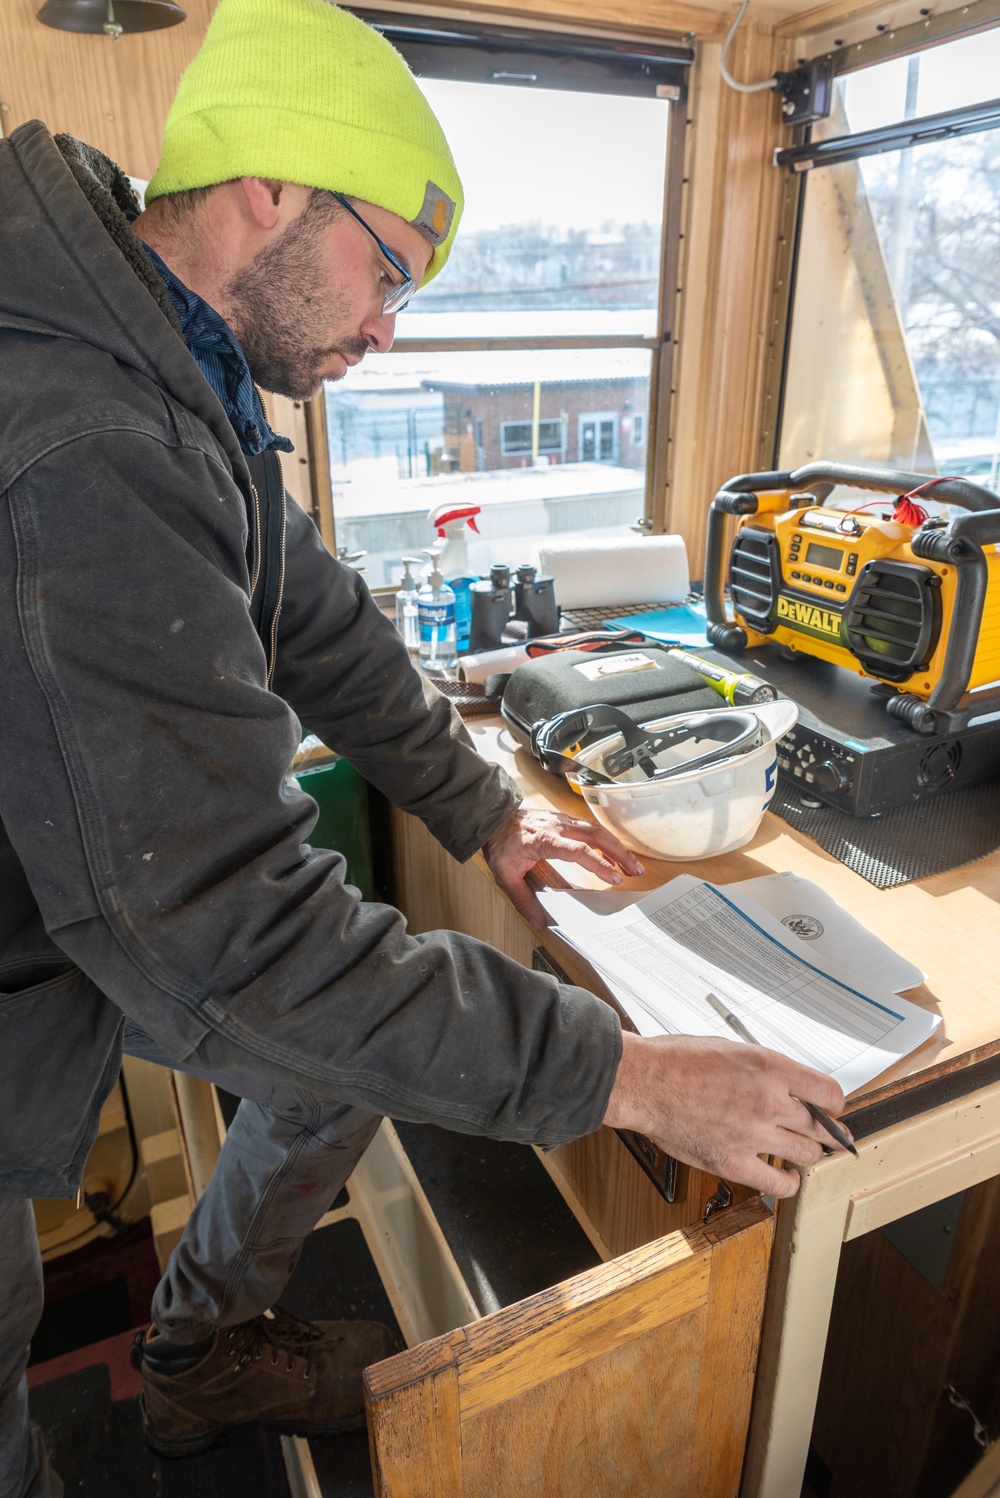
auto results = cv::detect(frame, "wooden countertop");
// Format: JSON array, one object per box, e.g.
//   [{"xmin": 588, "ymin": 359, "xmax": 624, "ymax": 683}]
[{"xmin": 462, "ymin": 717, "xmax": 1000, "ymax": 1116}]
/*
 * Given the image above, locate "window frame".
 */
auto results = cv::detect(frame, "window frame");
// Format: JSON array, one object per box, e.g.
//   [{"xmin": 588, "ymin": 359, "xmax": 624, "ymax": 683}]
[
  {"xmin": 309, "ymin": 9, "xmax": 691, "ymax": 586},
  {"xmin": 765, "ymin": 0, "xmax": 1000, "ymax": 469}
]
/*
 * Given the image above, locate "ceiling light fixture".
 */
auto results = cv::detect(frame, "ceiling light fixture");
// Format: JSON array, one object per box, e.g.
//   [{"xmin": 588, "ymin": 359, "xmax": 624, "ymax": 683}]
[{"xmin": 36, "ymin": 0, "xmax": 186, "ymax": 41}]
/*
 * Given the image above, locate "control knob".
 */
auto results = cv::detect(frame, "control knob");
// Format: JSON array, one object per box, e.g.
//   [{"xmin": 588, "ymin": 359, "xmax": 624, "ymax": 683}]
[{"xmin": 812, "ymin": 759, "xmax": 849, "ymax": 794}]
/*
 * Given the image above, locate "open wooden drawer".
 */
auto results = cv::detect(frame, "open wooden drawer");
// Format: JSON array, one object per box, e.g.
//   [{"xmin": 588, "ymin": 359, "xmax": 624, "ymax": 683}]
[{"xmin": 364, "ymin": 1197, "xmax": 773, "ymax": 1498}]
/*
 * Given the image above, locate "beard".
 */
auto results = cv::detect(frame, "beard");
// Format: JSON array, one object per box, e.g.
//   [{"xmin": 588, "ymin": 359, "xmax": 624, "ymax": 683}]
[{"xmin": 223, "ymin": 200, "xmax": 369, "ymax": 400}]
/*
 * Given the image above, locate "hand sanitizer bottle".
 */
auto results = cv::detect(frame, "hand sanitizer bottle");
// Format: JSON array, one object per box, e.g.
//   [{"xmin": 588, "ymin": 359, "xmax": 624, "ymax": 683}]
[
  {"xmin": 394, "ymin": 556, "xmax": 421, "ymax": 661},
  {"xmin": 429, "ymin": 502, "xmax": 480, "ymax": 654},
  {"xmin": 418, "ymin": 548, "xmax": 457, "ymax": 673}
]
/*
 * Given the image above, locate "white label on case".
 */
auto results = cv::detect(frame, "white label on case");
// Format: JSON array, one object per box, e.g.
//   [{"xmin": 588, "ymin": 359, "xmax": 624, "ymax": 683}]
[{"xmin": 573, "ymin": 653, "xmax": 658, "ymax": 679}]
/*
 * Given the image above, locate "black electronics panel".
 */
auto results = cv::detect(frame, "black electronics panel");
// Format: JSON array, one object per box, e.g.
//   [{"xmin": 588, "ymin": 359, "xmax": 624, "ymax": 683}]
[{"xmin": 698, "ymin": 647, "xmax": 1000, "ymax": 818}]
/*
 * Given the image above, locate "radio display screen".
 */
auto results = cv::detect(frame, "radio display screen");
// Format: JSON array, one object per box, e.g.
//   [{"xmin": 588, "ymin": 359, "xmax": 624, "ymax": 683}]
[{"xmin": 804, "ymin": 541, "xmax": 843, "ymax": 571}]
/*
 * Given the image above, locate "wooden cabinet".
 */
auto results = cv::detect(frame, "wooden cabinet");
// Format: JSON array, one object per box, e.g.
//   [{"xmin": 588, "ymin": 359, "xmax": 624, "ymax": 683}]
[{"xmin": 366, "ymin": 1200, "xmax": 773, "ymax": 1498}]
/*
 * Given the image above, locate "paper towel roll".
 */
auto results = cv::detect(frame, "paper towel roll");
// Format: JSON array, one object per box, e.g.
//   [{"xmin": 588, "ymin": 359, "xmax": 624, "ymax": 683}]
[{"xmin": 531, "ymin": 535, "xmax": 689, "ymax": 610}]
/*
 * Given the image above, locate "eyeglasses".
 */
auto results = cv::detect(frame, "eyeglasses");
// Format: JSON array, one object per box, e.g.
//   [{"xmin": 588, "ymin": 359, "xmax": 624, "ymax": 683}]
[{"xmin": 332, "ymin": 192, "xmax": 415, "ymax": 315}]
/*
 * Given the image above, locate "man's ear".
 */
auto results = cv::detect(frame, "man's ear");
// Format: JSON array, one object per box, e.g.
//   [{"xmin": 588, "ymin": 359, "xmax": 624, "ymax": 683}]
[{"xmin": 239, "ymin": 177, "xmax": 289, "ymax": 230}]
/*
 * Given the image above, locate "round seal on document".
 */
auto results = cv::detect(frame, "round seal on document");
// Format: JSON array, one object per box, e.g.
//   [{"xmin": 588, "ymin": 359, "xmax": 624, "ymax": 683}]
[{"xmin": 781, "ymin": 913, "xmax": 824, "ymax": 940}]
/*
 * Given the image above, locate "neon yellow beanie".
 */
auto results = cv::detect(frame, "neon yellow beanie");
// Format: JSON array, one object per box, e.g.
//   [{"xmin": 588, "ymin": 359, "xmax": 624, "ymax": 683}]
[{"xmin": 146, "ymin": 0, "xmax": 462, "ymax": 282}]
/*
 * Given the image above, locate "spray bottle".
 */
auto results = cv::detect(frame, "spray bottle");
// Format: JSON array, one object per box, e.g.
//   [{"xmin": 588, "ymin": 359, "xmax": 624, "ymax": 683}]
[
  {"xmin": 428, "ymin": 502, "xmax": 480, "ymax": 654},
  {"xmin": 394, "ymin": 556, "xmax": 422, "ymax": 661},
  {"xmin": 417, "ymin": 547, "xmax": 458, "ymax": 673}
]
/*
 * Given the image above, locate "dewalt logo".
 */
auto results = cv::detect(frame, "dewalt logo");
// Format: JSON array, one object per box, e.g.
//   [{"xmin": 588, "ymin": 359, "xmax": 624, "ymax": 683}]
[{"xmin": 776, "ymin": 595, "xmax": 842, "ymax": 637}]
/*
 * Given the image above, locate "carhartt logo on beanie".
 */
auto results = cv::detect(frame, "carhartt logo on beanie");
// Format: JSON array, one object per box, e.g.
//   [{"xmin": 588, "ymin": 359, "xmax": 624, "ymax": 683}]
[{"xmin": 146, "ymin": 0, "xmax": 462, "ymax": 282}]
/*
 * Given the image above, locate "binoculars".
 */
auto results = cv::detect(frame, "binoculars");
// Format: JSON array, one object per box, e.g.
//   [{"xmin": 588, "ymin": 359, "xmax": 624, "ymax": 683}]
[{"xmin": 469, "ymin": 564, "xmax": 559, "ymax": 654}]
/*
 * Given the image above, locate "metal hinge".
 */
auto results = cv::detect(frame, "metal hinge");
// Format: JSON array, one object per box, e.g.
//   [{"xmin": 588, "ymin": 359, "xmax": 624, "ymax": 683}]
[
  {"xmin": 703, "ymin": 1180, "xmax": 733, "ymax": 1222},
  {"xmin": 946, "ymin": 1383, "xmax": 994, "ymax": 1450}
]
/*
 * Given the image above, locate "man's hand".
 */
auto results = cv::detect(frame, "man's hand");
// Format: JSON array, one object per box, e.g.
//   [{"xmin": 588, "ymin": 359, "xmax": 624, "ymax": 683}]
[
  {"xmin": 482, "ymin": 807, "xmax": 644, "ymax": 929},
  {"xmin": 603, "ymin": 1031, "xmax": 851, "ymax": 1198}
]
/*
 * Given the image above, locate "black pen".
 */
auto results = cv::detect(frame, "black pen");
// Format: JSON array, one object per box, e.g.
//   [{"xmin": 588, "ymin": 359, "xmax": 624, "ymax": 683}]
[{"xmin": 705, "ymin": 992, "xmax": 858, "ymax": 1158}]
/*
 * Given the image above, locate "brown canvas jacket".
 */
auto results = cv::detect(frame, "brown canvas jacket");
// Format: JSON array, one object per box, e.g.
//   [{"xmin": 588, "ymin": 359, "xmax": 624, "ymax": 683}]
[{"xmin": 0, "ymin": 121, "xmax": 621, "ymax": 1198}]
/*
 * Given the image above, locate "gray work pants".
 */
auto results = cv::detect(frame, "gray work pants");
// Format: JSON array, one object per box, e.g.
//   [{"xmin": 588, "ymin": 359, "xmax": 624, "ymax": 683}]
[{"xmin": 0, "ymin": 1021, "xmax": 381, "ymax": 1498}]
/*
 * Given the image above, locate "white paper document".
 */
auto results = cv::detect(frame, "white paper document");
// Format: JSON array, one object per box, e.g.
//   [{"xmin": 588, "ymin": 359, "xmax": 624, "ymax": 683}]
[
  {"xmin": 539, "ymin": 870, "xmax": 925, "ymax": 996},
  {"xmin": 540, "ymin": 875, "xmax": 939, "ymax": 1093},
  {"xmin": 718, "ymin": 873, "xmax": 925, "ymax": 995}
]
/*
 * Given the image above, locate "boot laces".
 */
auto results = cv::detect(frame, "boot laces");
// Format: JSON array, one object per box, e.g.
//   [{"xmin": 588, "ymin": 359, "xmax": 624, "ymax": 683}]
[
  {"xmin": 268, "ymin": 1306, "xmax": 332, "ymax": 1347},
  {"xmin": 225, "ymin": 1313, "xmax": 318, "ymax": 1379}
]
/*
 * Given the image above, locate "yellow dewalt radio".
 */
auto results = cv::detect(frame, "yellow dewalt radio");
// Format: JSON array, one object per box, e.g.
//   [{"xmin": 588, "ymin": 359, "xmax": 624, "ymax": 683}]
[{"xmin": 704, "ymin": 462, "xmax": 1000, "ymax": 735}]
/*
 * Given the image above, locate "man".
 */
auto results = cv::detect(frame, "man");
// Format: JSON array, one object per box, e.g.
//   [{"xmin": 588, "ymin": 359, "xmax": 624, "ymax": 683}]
[{"xmin": 0, "ymin": 2, "xmax": 845, "ymax": 1492}]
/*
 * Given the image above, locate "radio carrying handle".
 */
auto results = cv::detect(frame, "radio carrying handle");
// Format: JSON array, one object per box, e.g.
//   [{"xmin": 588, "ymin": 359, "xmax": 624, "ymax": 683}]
[{"xmin": 895, "ymin": 508, "xmax": 1000, "ymax": 731}]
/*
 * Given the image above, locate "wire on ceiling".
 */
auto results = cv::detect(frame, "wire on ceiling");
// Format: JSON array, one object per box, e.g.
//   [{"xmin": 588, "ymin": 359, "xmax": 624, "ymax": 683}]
[{"xmin": 720, "ymin": 0, "xmax": 777, "ymax": 93}]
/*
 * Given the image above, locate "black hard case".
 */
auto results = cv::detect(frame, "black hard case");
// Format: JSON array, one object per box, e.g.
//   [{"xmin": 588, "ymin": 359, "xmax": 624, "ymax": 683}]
[{"xmin": 500, "ymin": 647, "xmax": 719, "ymax": 753}]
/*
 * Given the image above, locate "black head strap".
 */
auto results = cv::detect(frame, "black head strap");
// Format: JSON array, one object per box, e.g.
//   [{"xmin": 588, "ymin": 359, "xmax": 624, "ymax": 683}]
[{"xmin": 531, "ymin": 704, "xmax": 762, "ymax": 785}]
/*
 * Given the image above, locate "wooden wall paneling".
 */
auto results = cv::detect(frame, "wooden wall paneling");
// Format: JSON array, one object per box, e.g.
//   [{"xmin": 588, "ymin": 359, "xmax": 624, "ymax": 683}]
[
  {"xmin": 666, "ymin": 23, "xmax": 795, "ymax": 575},
  {"xmin": 259, "ymin": 392, "xmax": 313, "ymax": 520},
  {"xmin": 0, "ymin": 0, "xmax": 215, "ymax": 179},
  {"xmin": 775, "ymin": 0, "xmax": 933, "ymax": 39},
  {"xmin": 366, "ymin": 1199, "xmax": 774, "ymax": 1498},
  {"xmin": 305, "ymin": 393, "xmax": 337, "ymax": 554}
]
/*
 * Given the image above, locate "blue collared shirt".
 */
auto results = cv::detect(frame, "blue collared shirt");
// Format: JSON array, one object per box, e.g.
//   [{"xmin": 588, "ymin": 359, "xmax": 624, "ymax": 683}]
[{"xmin": 143, "ymin": 244, "xmax": 293, "ymax": 459}]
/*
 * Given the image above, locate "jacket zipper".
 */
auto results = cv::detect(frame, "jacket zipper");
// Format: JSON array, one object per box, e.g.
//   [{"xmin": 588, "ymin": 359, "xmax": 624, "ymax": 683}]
[{"xmin": 249, "ymin": 479, "xmax": 262, "ymax": 598}]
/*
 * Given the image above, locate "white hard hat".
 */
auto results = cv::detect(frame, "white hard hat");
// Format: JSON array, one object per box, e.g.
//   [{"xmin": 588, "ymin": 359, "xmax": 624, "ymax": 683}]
[{"xmin": 564, "ymin": 700, "xmax": 798, "ymax": 860}]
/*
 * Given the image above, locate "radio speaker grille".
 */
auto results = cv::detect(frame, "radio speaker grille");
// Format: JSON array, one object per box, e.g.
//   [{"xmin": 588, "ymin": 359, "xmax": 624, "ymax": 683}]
[
  {"xmin": 730, "ymin": 527, "xmax": 781, "ymax": 632},
  {"xmin": 843, "ymin": 560, "xmax": 941, "ymax": 683}
]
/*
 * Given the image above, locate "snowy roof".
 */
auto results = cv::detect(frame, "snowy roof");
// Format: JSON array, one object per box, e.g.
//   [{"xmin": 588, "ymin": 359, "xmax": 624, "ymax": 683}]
[
  {"xmin": 332, "ymin": 460, "xmax": 644, "ymax": 518},
  {"xmin": 329, "ymin": 346, "xmax": 649, "ymax": 398}
]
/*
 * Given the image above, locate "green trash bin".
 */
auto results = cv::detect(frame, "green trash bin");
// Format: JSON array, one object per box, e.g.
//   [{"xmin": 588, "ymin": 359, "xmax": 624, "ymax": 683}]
[{"xmin": 293, "ymin": 753, "xmax": 375, "ymax": 902}]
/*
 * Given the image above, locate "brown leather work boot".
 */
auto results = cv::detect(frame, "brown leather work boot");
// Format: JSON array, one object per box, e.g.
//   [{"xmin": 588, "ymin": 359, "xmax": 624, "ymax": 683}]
[{"xmin": 131, "ymin": 1307, "xmax": 402, "ymax": 1457}]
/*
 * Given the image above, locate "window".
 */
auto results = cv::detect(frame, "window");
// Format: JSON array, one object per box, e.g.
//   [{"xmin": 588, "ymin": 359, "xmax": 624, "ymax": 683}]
[
  {"xmin": 776, "ymin": 21, "xmax": 1000, "ymax": 494},
  {"xmin": 500, "ymin": 418, "xmax": 566, "ymax": 458},
  {"xmin": 321, "ymin": 12, "xmax": 689, "ymax": 589}
]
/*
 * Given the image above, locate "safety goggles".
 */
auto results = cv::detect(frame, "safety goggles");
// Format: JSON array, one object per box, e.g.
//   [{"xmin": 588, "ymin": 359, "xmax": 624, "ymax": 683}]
[{"xmin": 332, "ymin": 192, "xmax": 415, "ymax": 314}]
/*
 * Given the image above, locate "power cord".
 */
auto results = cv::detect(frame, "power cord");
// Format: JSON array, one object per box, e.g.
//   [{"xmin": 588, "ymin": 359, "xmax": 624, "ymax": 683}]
[{"xmin": 720, "ymin": 0, "xmax": 778, "ymax": 93}]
